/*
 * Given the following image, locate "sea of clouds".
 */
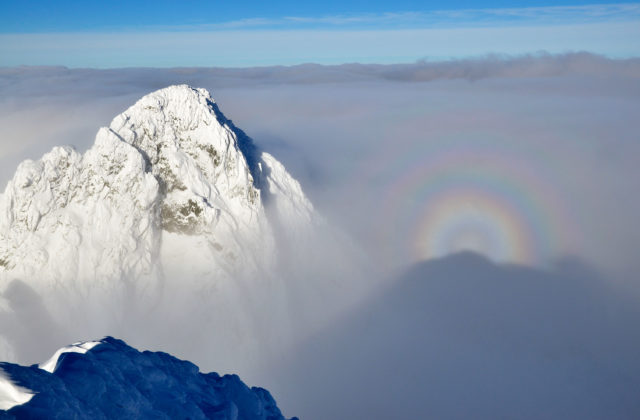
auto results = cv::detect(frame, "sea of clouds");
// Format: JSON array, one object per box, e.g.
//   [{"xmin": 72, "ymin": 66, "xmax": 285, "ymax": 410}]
[{"xmin": 1, "ymin": 53, "xmax": 639, "ymax": 418}]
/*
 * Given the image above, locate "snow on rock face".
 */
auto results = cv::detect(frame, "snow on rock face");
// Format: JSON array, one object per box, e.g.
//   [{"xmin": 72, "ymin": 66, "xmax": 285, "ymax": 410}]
[
  {"xmin": 0, "ymin": 85, "xmax": 313, "ymax": 304},
  {"xmin": 0, "ymin": 130, "xmax": 161, "ymax": 296},
  {"xmin": 109, "ymin": 86, "xmax": 262, "ymax": 237}
]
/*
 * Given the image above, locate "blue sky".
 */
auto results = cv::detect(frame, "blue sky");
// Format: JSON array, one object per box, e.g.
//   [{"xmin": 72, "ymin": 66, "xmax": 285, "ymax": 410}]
[
  {"xmin": 1, "ymin": 1, "xmax": 639, "ymax": 67},
  {"xmin": 0, "ymin": 0, "xmax": 635, "ymax": 32}
]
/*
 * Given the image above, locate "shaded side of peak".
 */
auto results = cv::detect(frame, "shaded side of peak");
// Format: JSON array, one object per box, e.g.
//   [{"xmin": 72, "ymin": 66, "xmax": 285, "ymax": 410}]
[{"xmin": 204, "ymin": 97, "xmax": 264, "ymax": 192}]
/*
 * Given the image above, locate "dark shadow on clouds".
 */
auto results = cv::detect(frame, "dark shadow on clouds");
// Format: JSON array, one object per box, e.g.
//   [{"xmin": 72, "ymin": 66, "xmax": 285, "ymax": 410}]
[{"xmin": 269, "ymin": 252, "xmax": 640, "ymax": 419}]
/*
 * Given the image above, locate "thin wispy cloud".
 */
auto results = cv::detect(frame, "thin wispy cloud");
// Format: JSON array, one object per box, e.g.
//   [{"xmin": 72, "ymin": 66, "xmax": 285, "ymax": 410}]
[
  {"xmin": 178, "ymin": 3, "xmax": 640, "ymax": 31},
  {"xmin": 1, "ymin": 3, "xmax": 639, "ymax": 67},
  {"xmin": 2, "ymin": 23, "xmax": 640, "ymax": 67}
]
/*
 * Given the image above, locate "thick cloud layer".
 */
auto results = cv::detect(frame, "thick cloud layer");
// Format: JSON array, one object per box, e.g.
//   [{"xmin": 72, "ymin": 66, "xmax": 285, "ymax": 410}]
[
  {"xmin": 1, "ymin": 53, "xmax": 639, "ymax": 418},
  {"xmin": 270, "ymin": 252, "xmax": 640, "ymax": 419}
]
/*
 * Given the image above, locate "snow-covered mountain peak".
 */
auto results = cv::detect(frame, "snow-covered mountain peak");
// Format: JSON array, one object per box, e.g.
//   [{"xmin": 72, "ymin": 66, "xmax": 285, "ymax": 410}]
[
  {"xmin": 109, "ymin": 85, "xmax": 261, "ymax": 235},
  {"xmin": 0, "ymin": 85, "xmax": 313, "ymax": 303}
]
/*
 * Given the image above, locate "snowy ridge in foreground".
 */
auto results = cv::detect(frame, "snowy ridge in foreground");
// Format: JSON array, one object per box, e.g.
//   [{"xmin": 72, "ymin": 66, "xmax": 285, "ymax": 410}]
[
  {"xmin": 0, "ymin": 85, "xmax": 313, "ymax": 301},
  {"xmin": 0, "ymin": 337, "xmax": 294, "ymax": 419}
]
